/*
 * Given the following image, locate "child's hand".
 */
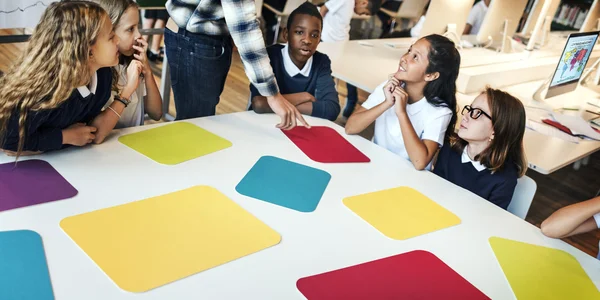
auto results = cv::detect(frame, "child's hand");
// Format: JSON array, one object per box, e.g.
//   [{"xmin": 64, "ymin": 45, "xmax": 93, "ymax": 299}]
[
  {"xmin": 132, "ymin": 38, "xmax": 151, "ymax": 74},
  {"xmin": 123, "ymin": 60, "xmax": 144, "ymax": 98},
  {"xmin": 393, "ymin": 85, "xmax": 409, "ymax": 115},
  {"xmin": 62, "ymin": 123, "xmax": 97, "ymax": 146},
  {"xmin": 383, "ymin": 76, "xmax": 400, "ymax": 106}
]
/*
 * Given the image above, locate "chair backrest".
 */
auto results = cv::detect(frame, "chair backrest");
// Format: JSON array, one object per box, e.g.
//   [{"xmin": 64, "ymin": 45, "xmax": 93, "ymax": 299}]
[
  {"xmin": 283, "ymin": 0, "xmax": 308, "ymax": 15},
  {"xmin": 507, "ymin": 175, "xmax": 537, "ymax": 219},
  {"xmin": 255, "ymin": 0, "xmax": 264, "ymax": 18},
  {"xmin": 396, "ymin": 0, "xmax": 429, "ymax": 19}
]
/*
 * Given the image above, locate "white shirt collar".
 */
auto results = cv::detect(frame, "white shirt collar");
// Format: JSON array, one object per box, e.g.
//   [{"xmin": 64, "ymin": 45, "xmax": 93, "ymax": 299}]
[
  {"xmin": 77, "ymin": 71, "xmax": 98, "ymax": 98},
  {"xmin": 406, "ymin": 96, "xmax": 427, "ymax": 116},
  {"xmin": 281, "ymin": 43, "xmax": 313, "ymax": 77},
  {"xmin": 461, "ymin": 146, "xmax": 487, "ymax": 172}
]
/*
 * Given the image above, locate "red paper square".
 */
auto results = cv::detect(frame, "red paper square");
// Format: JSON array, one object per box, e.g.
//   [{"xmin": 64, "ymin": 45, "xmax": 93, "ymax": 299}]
[
  {"xmin": 297, "ymin": 250, "xmax": 490, "ymax": 300},
  {"xmin": 282, "ymin": 126, "xmax": 370, "ymax": 163}
]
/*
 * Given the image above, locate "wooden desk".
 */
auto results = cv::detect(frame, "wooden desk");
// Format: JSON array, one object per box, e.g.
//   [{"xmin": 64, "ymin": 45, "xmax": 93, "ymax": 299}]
[{"xmin": 1, "ymin": 112, "xmax": 599, "ymax": 299}]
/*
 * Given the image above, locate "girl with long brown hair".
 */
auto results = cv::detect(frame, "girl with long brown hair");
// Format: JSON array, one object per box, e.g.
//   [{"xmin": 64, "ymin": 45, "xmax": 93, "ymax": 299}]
[
  {"xmin": 0, "ymin": 1, "xmax": 128, "ymax": 158},
  {"xmin": 433, "ymin": 87, "xmax": 528, "ymax": 210}
]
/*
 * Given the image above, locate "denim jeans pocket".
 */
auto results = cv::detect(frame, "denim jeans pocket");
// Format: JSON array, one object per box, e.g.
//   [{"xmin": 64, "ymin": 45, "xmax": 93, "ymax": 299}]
[{"xmin": 191, "ymin": 42, "xmax": 225, "ymax": 60}]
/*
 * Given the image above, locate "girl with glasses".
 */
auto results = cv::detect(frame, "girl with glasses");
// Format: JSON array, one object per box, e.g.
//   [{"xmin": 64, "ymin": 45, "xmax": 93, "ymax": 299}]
[{"xmin": 433, "ymin": 87, "xmax": 527, "ymax": 210}]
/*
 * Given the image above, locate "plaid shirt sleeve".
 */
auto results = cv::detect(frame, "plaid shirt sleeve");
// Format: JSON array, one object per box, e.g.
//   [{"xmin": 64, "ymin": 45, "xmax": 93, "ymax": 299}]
[{"xmin": 221, "ymin": 0, "xmax": 279, "ymax": 96}]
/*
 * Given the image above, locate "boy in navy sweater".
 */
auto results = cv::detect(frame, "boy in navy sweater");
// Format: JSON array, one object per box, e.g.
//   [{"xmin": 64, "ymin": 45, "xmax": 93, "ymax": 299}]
[{"xmin": 250, "ymin": 2, "xmax": 340, "ymax": 121}]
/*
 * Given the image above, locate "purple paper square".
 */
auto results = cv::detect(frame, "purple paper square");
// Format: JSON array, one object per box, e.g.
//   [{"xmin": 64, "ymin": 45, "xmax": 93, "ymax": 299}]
[{"xmin": 0, "ymin": 160, "xmax": 77, "ymax": 212}]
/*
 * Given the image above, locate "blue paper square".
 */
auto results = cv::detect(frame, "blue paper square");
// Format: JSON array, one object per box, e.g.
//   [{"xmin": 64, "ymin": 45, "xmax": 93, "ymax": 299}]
[
  {"xmin": 236, "ymin": 156, "xmax": 331, "ymax": 212},
  {"xmin": 0, "ymin": 230, "xmax": 54, "ymax": 300}
]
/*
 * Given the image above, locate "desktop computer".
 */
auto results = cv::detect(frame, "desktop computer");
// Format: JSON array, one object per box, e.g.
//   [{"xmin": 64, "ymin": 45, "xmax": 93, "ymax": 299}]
[{"xmin": 533, "ymin": 31, "xmax": 600, "ymax": 101}]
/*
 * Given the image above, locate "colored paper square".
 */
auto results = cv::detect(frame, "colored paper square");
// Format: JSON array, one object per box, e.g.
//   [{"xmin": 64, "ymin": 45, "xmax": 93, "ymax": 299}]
[
  {"xmin": 343, "ymin": 187, "xmax": 461, "ymax": 240},
  {"xmin": 118, "ymin": 122, "xmax": 232, "ymax": 165},
  {"xmin": 282, "ymin": 126, "xmax": 370, "ymax": 163},
  {"xmin": 60, "ymin": 186, "xmax": 281, "ymax": 292},
  {"xmin": 0, "ymin": 159, "xmax": 77, "ymax": 212},
  {"xmin": 489, "ymin": 237, "xmax": 600, "ymax": 300},
  {"xmin": 297, "ymin": 250, "xmax": 490, "ymax": 300},
  {"xmin": 0, "ymin": 230, "xmax": 55, "ymax": 300},
  {"xmin": 235, "ymin": 156, "xmax": 331, "ymax": 212}
]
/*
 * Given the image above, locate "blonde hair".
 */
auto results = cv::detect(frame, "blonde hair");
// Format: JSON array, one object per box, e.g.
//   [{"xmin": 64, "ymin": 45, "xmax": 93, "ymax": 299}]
[
  {"xmin": 90, "ymin": 0, "xmax": 138, "ymax": 93},
  {"xmin": 0, "ymin": 1, "xmax": 109, "ymax": 157},
  {"xmin": 450, "ymin": 87, "xmax": 527, "ymax": 177}
]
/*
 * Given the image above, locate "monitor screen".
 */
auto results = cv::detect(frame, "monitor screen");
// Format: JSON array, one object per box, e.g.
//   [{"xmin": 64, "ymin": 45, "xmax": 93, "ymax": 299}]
[{"xmin": 550, "ymin": 32, "xmax": 599, "ymax": 88}]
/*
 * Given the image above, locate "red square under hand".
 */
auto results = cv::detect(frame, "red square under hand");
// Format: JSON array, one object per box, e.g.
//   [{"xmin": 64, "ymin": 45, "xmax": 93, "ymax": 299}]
[
  {"xmin": 282, "ymin": 126, "xmax": 370, "ymax": 163},
  {"xmin": 297, "ymin": 250, "xmax": 490, "ymax": 300}
]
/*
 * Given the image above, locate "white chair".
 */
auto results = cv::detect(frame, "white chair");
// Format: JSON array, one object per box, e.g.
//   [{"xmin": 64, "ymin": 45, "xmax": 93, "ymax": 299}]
[
  {"xmin": 379, "ymin": 0, "xmax": 429, "ymax": 33},
  {"xmin": 263, "ymin": 0, "xmax": 306, "ymax": 44},
  {"xmin": 507, "ymin": 175, "xmax": 537, "ymax": 220}
]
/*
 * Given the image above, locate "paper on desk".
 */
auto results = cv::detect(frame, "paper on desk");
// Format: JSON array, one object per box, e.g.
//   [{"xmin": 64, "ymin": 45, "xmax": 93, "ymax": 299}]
[
  {"xmin": 526, "ymin": 120, "xmax": 580, "ymax": 143},
  {"xmin": 551, "ymin": 112, "xmax": 600, "ymax": 140}
]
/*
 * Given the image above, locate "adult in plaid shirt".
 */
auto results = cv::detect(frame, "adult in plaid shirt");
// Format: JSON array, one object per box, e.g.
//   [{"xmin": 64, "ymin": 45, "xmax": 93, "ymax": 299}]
[{"xmin": 165, "ymin": 0, "xmax": 309, "ymax": 129}]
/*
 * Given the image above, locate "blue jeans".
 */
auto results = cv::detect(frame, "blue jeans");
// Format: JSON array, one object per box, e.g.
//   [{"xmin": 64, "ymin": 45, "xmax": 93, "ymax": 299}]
[{"xmin": 164, "ymin": 28, "xmax": 233, "ymax": 120}]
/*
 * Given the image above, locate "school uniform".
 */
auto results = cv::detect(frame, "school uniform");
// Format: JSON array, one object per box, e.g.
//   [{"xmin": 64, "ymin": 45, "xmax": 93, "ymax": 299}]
[
  {"xmin": 2, "ymin": 67, "xmax": 112, "ymax": 152},
  {"xmin": 362, "ymin": 80, "xmax": 453, "ymax": 170},
  {"xmin": 102, "ymin": 64, "xmax": 147, "ymax": 128},
  {"xmin": 433, "ymin": 143, "xmax": 519, "ymax": 210},
  {"xmin": 249, "ymin": 44, "xmax": 340, "ymax": 121}
]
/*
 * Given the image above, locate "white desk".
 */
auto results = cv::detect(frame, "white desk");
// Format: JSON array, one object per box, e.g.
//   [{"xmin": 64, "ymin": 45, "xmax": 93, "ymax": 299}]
[
  {"xmin": 318, "ymin": 37, "xmax": 600, "ymax": 94},
  {"xmin": 1, "ymin": 112, "xmax": 599, "ymax": 299}
]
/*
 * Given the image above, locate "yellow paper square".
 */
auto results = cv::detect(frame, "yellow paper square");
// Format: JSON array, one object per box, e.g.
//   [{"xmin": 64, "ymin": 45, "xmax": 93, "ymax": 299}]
[
  {"xmin": 489, "ymin": 237, "xmax": 600, "ymax": 300},
  {"xmin": 118, "ymin": 122, "xmax": 232, "ymax": 165},
  {"xmin": 343, "ymin": 187, "xmax": 461, "ymax": 240},
  {"xmin": 60, "ymin": 186, "xmax": 281, "ymax": 292}
]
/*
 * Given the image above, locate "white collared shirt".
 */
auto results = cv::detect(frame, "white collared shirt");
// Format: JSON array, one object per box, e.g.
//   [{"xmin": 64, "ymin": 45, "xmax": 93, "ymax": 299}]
[
  {"xmin": 281, "ymin": 44, "xmax": 312, "ymax": 77},
  {"xmin": 461, "ymin": 146, "xmax": 487, "ymax": 172},
  {"xmin": 362, "ymin": 80, "xmax": 453, "ymax": 170},
  {"xmin": 76, "ymin": 71, "xmax": 98, "ymax": 98}
]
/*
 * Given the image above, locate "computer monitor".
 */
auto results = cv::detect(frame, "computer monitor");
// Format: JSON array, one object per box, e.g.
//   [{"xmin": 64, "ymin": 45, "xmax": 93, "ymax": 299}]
[
  {"xmin": 476, "ymin": 0, "xmax": 529, "ymax": 50},
  {"xmin": 545, "ymin": 31, "xmax": 599, "ymax": 99},
  {"xmin": 419, "ymin": 0, "xmax": 475, "ymax": 38},
  {"xmin": 581, "ymin": 0, "xmax": 600, "ymax": 32},
  {"xmin": 521, "ymin": 0, "xmax": 561, "ymax": 36}
]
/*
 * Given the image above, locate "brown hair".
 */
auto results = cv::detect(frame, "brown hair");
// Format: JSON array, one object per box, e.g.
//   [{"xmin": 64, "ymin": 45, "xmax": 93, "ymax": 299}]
[
  {"xmin": 0, "ymin": 1, "xmax": 108, "ymax": 158},
  {"xmin": 450, "ymin": 87, "xmax": 527, "ymax": 177},
  {"xmin": 89, "ymin": 0, "xmax": 138, "ymax": 93}
]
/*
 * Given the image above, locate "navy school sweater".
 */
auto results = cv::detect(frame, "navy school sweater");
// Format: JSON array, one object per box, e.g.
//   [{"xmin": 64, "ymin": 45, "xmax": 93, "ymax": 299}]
[{"xmin": 2, "ymin": 67, "xmax": 112, "ymax": 152}]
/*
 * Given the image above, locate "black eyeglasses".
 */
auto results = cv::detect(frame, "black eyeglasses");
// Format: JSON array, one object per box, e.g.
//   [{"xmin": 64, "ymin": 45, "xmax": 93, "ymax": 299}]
[{"xmin": 462, "ymin": 105, "xmax": 492, "ymax": 121}]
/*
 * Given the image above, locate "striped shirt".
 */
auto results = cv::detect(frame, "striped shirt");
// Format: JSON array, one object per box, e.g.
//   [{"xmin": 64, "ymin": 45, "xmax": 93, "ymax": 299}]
[{"xmin": 166, "ymin": 0, "xmax": 279, "ymax": 96}]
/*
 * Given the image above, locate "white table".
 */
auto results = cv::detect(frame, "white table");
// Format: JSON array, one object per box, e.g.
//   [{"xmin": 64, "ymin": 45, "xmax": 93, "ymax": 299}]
[{"xmin": 1, "ymin": 112, "xmax": 599, "ymax": 299}]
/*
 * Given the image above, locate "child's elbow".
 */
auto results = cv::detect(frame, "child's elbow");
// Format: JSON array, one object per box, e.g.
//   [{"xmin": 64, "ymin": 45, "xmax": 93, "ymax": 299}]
[
  {"xmin": 540, "ymin": 220, "xmax": 563, "ymax": 239},
  {"xmin": 251, "ymin": 100, "xmax": 267, "ymax": 114},
  {"xmin": 149, "ymin": 109, "xmax": 163, "ymax": 121},
  {"xmin": 412, "ymin": 161, "xmax": 427, "ymax": 171}
]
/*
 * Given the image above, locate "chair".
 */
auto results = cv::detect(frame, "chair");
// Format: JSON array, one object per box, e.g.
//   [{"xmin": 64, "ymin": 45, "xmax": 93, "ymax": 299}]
[
  {"xmin": 379, "ymin": 0, "xmax": 429, "ymax": 33},
  {"xmin": 263, "ymin": 0, "xmax": 306, "ymax": 44},
  {"xmin": 507, "ymin": 175, "xmax": 537, "ymax": 220}
]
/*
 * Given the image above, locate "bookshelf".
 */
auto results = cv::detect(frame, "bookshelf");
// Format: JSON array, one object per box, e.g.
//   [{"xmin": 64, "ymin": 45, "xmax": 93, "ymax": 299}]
[{"xmin": 552, "ymin": 0, "xmax": 595, "ymax": 31}]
